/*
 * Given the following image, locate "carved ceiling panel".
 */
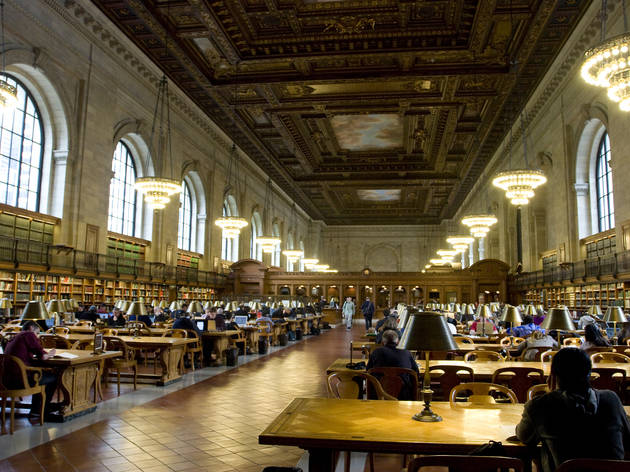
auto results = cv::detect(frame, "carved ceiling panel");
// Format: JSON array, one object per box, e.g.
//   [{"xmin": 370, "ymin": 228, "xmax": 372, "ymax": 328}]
[{"xmin": 90, "ymin": 0, "xmax": 589, "ymax": 224}]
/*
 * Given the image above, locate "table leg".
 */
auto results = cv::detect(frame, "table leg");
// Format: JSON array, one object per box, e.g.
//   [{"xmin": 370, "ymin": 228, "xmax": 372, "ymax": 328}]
[
  {"xmin": 307, "ymin": 448, "xmax": 335, "ymax": 472},
  {"xmin": 157, "ymin": 345, "xmax": 185, "ymax": 385},
  {"xmin": 54, "ymin": 363, "xmax": 98, "ymax": 421}
]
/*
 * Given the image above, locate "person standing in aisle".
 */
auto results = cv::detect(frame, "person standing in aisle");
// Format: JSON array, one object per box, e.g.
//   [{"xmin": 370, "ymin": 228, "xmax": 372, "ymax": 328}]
[
  {"xmin": 342, "ymin": 297, "xmax": 355, "ymax": 330},
  {"xmin": 361, "ymin": 296, "xmax": 375, "ymax": 330}
]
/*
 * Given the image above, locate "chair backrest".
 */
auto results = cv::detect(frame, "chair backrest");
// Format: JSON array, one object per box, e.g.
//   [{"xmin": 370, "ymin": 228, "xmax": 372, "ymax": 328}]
[
  {"xmin": 327, "ymin": 371, "xmax": 396, "ymax": 401},
  {"xmin": 1, "ymin": 326, "xmax": 21, "ymax": 333},
  {"xmin": 555, "ymin": 458, "xmax": 630, "ymax": 472},
  {"xmin": 367, "ymin": 366, "xmax": 419, "ymax": 400},
  {"xmin": 428, "ymin": 365, "xmax": 474, "ymax": 400},
  {"xmin": 526, "ymin": 383, "xmax": 549, "ymax": 401},
  {"xmin": 491, "ymin": 367, "xmax": 545, "ymax": 402},
  {"xmin": 408, "ymin": 455, "xmax": 524, "ymax": 472},
  {"xmin": 464, "ymin": 350, "xmax": 504, "ymax": 362},
  {"xmin": 162, "ymin": 328, "xmax": 187, "ymax": 338},
  {"xmin": 500, "ymin": 336, "xmax": 525, "ymax": 346},
  {"xmin": 590, "ymin": 367, "xmax": 626, "ymax": 394},
  {"xmin": 71, "ymin": 339, "xmax": 93, "ymax": 350},
  {"xmin": 562, "ymin": 337, "xmax": 582, "ymax": 346},
  {"xmin": 103, "ymin": 336, "xmax": 132, "ymax": 360},
  {"xmin": 456, "ymin": 336, "xmax": 475, "ymax": 344},
  {"xmin": 101, "ymin": 328, "xmax": 118, "ymax": 336},
  {"xmin": 540, "ymin": 350, "xmax": 557, "ymax": 364},
  {"xmin": 39, "ymin": 334, "xmax": 72, "ymax": 349},
  {"xmin": 46, "ymin": 326, "xmax": 69, "ymax": 335},
  {"xmin": 0, "ymin": 354, "xmax": 35, "ymax": 391},
  {"xmin": 257, "ymin": 320, "xmax": 273, "ymax": 332},
  {"xmin": 449, "ymin": 382, "xmax": 518, "ymax": 406},
  {"xmin": 77, "ymin": 320, "xmax": 93, "ymax": 327},
  {"xmin": 127, "ymin": 321, "xmax": 148, "ymax": 329},
  {"xmin": 591, "ymin": 352, "xmax": 630, "ymax": 363},
  {"xmin": 584, "ymin": 346, "xmax": 614, "ymax": 357},
  {"xmin": 520, "ymin": 346, "xmax": 552, "ymax": 362}
]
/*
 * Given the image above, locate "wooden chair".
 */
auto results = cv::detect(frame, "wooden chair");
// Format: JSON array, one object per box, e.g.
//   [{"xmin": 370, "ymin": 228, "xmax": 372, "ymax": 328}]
[
  {"xmin": 526, "ymin": 383, "xmax": 549, "ymax": 401},
  {"xmin": 39, "ymin": 334, "xmax": 72, "ymax": 349},
  {"xmin": 229, "ymin": 329, "xmax": 247, "ymax": 355},
  {"xmin": 185, "ymin": 330, "xmax": 203, "ymax": 371},
  {"xmin": 464, "ymin": 350, "xmax": 504, "ymax": 362},
  {"xmin": 127, "ymin": 321, "xmax": 148, "ymax": 330},
  {"xmin": 327, "ymin": 372, "xmax": 395, "ymax": 472},
  {"xmin": 562, "ymin": 337, "xmax": 582, "ymax": 346},
  {"xmin": 428, "ymin": 365, "xmax": 474, "ymax": 401},
  {"xmin": 0, "ymin": 354, "xmax": 46, "ymax": 434},
  {"xmin": 540, "ymin": 350, "xmax": 557, "ymax": 364},
  {"xmin": 449, "ymin": 382, "xmax": 518, "ymax": 406},
  {"xmin": 590, "ymin": 367, "xmax": 626, "ymax": 399},
  {"xmin": 500, "ymin": 336, "xmax": 525, "ymax": 346},
  {"xmin": 555, "ymin": 458, "xmax": 630, "ymax": 471},
  {"xmin": 408, "ymin": 455, "xmax": 524, "ymax": 472},
  {"xmin": 519, "ymin": 347, "xmax": 553, "ymax": 362},
  {"xmin": 491, "ymin": 367, "xmax": 545, "ymax": 402},
  {"xmin": 256, "ymin": 320, "xmax": 274, "ymax": 347},
  {"xmin": 46, "ymin": 326, "xmax": 69, "ymax": 335},
  {"xmin": 584, "ymin": 346, "xmax": 614, "ymax": 357},
  {"xmin": 100, "ymin": 328, "xmax": 118, "ymax": 336},
  {"xmin": 367, "ymin": 366, "xmax": 419, "ymax": 400},
  {"xmin": 591, "ymin": 352, "xmax": 630, "ymax": 363},
  {"xmin": 103, "ymin": 337, "xmax": 137, "ymax": 396},
  {"xmin": 76, "ymin": 320, "xmax": 93, "ymax": 327},
  {"xmin": 162, "ymin": 329, "xmax": 187, "ymax": 338},
  {"xmin": 71, "ymin": 339, "xmax": 93, "ymax": 350},
  {"xmin": 455, "ymin": 336, "xmax": 475, "ymax": 344}
]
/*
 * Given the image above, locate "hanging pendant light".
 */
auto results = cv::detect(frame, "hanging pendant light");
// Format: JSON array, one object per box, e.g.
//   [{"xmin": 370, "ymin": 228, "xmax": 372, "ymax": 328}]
[
  {"xmin": 446, "ymin": 236, "xmax": 474, "ymax": 252},
  {"xmin": 436, "ymin": 249, "xmax": 458, "ymax": 262},
  {"xmin": 461, "ymin": 215, "xmax": 498, "ymax": 238},
  {"xmin": 257, "ymin": 179, "xmax": 281, "ymax": 253},
  {"xmin": 581, "ymin": 0, "xmax": 630, "ymax": 111},
  {"xmin": 0, "ymin": 1, "xmax": 16, "ymax": 111},
  {"xmin": 302, "ymin": 257, "xmax": 319, "ymax": 268}
]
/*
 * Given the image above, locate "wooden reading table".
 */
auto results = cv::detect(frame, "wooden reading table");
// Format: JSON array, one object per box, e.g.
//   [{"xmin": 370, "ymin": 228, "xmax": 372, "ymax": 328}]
[{"xmin": 43, "ymin": 349, "xmax": 121, "ymax": 421}]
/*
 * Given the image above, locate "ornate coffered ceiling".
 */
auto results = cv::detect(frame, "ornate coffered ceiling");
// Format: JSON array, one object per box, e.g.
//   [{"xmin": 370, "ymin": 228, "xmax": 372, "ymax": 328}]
[{"xmin": 90, "ymin": 0, "xmax": 588, "ymax": 224}]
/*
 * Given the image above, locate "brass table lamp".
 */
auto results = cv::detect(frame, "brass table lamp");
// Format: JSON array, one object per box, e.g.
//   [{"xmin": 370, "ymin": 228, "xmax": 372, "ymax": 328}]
[
  {"xmin": 500, "ymin": 305, "xmax": 522, "ymax": 345},
  {"xmin": 398, "ymin": 312, "xmax": 457, "ymax": 422},
  {"xmin": 21, "ymin": 300, "xmax": 50, "ymax": 330},
  {"xmin": 168, "ymin": 301, "xmax": 181, "ymax": 312},
  {"xmin": 187, "ymin": 301, "xmax": 204, "ymax": 315},
  {"xmin": 0, "ymin": 297, "xmax": 12, "ymax": 318},
  {"xmin": 158, "ymin": 300, "xmax": 168, "ymax": 309},
  {"xmin": 602, "ymin": 306, "xmax": 626, "ymax": 341},
  {"xmin": 525, "ymin": 305, "xmax": 537, "ymax": 316},
  {"xmin": 588, "ymin": 305, "xmax": 603, "ymax": 318},
  {"xmin": 46, "ymin": 299, "xmax": 65, "ymax": 326},
  {"xmin": 127, "ymin": 301, "xmax": 147, "ymax": 317},
  {"xmin": 541, "ymin": 307, "xmax": 576, "ymax": 331},
  {"xmin": 476, "ymin": 304, "xmax": 493, "ymax": 336}
]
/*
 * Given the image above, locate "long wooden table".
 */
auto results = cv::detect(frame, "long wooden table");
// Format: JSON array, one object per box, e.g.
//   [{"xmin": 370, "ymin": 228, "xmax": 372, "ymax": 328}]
[
  {"xmin": 202, "ymin": 330, "xmax": 241, "ymax": 364},
  {"xmin": 326, "ymin": 358, "xmax": 630, "ymax": 381},
  {"xmin": 43, "ymin": 349, "xmax": 121, "ymax": 421},
  {"xmin": 259, "ymin": 399, "xmax": 530, "ymax": 471}
]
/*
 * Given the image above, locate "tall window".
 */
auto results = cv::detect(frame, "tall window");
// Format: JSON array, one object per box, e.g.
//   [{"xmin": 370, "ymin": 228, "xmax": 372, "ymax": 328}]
[
  {"xmin": 596, "ymin": 132, "xmax": 615, "ymax": 232},
  {"xmin": 299, "ymin": 240, "xmax": 305, "ymax": 271},
  {"xmin": 0, "ymin": 74, "xmax": 43, "ymax": 212},
  {"xmin": 250, "ymin": 212, "xmax": 262, "ymax": 261},
  {"xmin": 271, "ymin": 223, "xmax": 281, "ymax": 266},
  {"xmin": 108, "ymin": 141, "xmax": 137, "ymax": 236},
  {"xmin": 178, "ymin": 180, "xmax": 193, "ymax": 251},
  {"xmin": 221, "ymin": 201, "xmax": 235, "ymax": 261}
]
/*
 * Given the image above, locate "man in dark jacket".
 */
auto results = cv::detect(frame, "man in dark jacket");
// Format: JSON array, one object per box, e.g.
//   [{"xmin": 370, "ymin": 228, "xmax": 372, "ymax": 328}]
[
  {"xmin": 361, "ymin": 297, "xmax": 375, "ymax": 330},
  {"xmin": 366, "ymin": 330, "xmax": 419, "ymax": 400},
  {"xmin": 516, "ymin": 347, "xmax": 630, "ymax": 472}
]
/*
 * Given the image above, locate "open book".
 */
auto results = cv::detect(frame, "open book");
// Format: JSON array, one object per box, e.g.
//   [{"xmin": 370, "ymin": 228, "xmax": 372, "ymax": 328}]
[{"xmin": 55, "ymin": 352, "xmax": 79, "ymax": 359}]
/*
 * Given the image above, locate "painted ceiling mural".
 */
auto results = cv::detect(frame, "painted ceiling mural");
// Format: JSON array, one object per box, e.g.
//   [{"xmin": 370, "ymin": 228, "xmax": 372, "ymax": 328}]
[{"xmin": 89, "ymin": 0, "xmax": 590, "ymax": 224}]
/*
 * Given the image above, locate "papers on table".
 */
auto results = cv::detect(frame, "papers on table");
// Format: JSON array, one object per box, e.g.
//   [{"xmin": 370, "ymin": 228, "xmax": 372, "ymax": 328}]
[{"xmin": 55, "ymin": 352, "xmax": 79, "ymax": 359}]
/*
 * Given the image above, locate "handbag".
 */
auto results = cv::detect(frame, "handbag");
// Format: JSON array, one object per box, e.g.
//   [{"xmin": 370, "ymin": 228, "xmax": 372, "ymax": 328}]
[{"xmin": 468, "ymin": 440, "xmax": 507, "ymax": 456}]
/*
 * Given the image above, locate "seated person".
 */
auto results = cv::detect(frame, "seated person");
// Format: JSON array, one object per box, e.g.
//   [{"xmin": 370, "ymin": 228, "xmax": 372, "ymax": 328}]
[
  {"xmin": 271, "ymin": 305, "xmax": 284, "ymax": 318},
  {"xmin": 172, "ymin": 312, "xmax": 201, "ymax": 335},
  {"xmin": 224, "ymin": 313, "xmax": 240, "ymax": 332},
  {"xmin": 578, "ymin": 313, "xmax": 597, "ymax": 330},
  {"xmin": 375, "ymin": 317, "xmax": 401, "ymax": 344},
  {"xmin": 469, "ymin": 317, "xmax": 498, "ymax": 335},
  {"xmin": 153, "ymin": 306, "xmax": 169, "ymax": 323},
  {"xmin": 108, "ymin": 307, "xmax": 126, "ymax": 327},
  {"xmin": 512, "ymin": 330, "xmax": 558, "ymax": 361},
  {"xmin": 516, "ymin": 348, "xmax": 630, "ymax": 472},
  {"xmin": 616, "ymin": 323, "xmax": 630, "ymax": 345},
  {"xmin": 375, "ymin": 311, "xmax": 396, "ymax": 332},
  {"xmin": 3, "ymin": 321, "xmax": 57, "ymax": 415},
  {"xmin": 510, "ymin": 315, "xmax": 541, "ymax": 338},
  {"xmin": 78, "ymin": 305, "xmax": 99, "ymax": 324},
  {"xmin": 367, "ymin": 330, "xmax": 419, "ymax": 400},
  {"xmin": 128, "ymin": 310, "xmax": 153, "ymax": 328},
  {"xmin": 257, "ymin": 313, "xmax": 274, "ymax": 332},
  {"xmin": 203, "ymin": 306, "xmax": 226, "ymax": 331},
  {"xmin": 533, "ymin": 310, "xmax": 546, "ymax": 326},
  {"xmin": 282, "ymin": 307, "xmax": 295, "ymax": 319},
  {"xmin": 445, "ymin": 314, "xmax": 458, "ymax": 334},
  {"xmin": 580, "ymin": 323, "xmax": 610, "ymax": 351}
]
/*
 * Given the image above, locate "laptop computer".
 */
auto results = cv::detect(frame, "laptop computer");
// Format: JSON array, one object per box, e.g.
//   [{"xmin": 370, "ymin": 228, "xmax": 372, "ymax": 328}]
[{"xmin": 234, "ymin": 315, "xmax": 248, "ymax": 327}]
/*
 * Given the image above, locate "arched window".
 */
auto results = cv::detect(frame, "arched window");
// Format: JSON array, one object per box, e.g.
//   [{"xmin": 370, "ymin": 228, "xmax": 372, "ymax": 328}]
[
  {"xmin": 108, "ymin": 141, "xmax": 137, "ymax": 236},
  {"xmin": 0, "ymin": 74, "xmax": 44, "ymax": 212},
  {"xmin": 299, "ymin": 240, "xmax": 305, "ymax": 272},
  {"xmin": 271, "ymin": 222, "xmax": 281, "ymax": 266},
  {"xmin": 178, "ymin": 180, "xmax": 193, "ymax": 251},
  {"xmin": 596, "ymin": 132, "xmax": 614, "ymax": 232},
  {"xmin": 286, "ymin": 232, "xmax": 295, "ymax": 271},
  {"xmin": 221, "ymin": 199, "xmax": 239, "ymax": 262},
  {"xmin": 250, "ymin": 211, "xmax": 262, "ymax": 261}
]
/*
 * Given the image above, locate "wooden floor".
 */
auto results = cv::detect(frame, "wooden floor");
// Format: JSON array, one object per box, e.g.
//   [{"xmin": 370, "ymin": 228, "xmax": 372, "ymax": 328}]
[{"xmin": 0, "ymin": 324, "xmax": 361, "ymax": 472}]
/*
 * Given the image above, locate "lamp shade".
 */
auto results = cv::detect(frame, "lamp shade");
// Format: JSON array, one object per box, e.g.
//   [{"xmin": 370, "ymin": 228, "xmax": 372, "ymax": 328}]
[
  {"xmin": 453, "ymin": 303, "xmax": 462, "ymax": 314},
  {"xmin": 60, "ymin": 300, "xmax": 71, "ymax": 312},
  {"xmin": 21, "ymin": 301, "xmax": 50, "ymax": 320},
  {"xmin": 465, "ymin": 304, "xmax": 476, "ymax": 315},
  {"xmin": 603, "ymin": 306, "xmax": 627, "ymax": 323},
  {"xmin": 127, "ymin": 301, "xmax": 147, "ymax": 316},
  {"xmin": 118, "ymin": 300, "xmax": 130, "ymax": 313},
  {"xmin": 158, "ymin": 300, "xmax": 168, "ymax": 309},
  {"xmin": 0, "ymin": 298, "xmax": 12, "ymax": 309},
  {"xmin": 525, "ymin": 305, "xmax": 537, "ymax": 316},
  {"xmin": 169, "ymin": 301, "xmax": 181, "ymax": 311},
  {"xmin": 476, "ymin": 304, "xmax": 492, "ymax": 319},
  {"xmin": 151, "ymin": 299, "xmax": 158, "ymax": 307},
  {"xmin": 46, "ymin": 299, "xmax": 64, "ymax": 314},
  {"xmin": 541, "ymin": 307, "xmax": 575, "ymax": 331},
  {"xmin": 187, "ymin": 301, "xmax": 204, "ymax": 314},
  {"xmin": 587, "ymin": 305, "xmax": 603, "ymax": 317},
  {"xmin": 398, "ymin": 312, "xmax": 458, "ymax": 352},
  {"xmin": 500, "ymin": 305, "xmax": 522, "ymax": 325}
]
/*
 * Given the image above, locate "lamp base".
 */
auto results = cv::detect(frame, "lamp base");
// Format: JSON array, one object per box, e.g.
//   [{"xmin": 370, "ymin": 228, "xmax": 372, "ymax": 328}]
[{"xmin": 412, "ymin": 404, "xmax": 442, "ymax": 422}]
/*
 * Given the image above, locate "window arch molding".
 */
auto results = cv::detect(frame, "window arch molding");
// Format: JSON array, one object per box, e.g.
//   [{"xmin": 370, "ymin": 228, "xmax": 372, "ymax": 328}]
[
  {"xmin": 178, "ymin": 170, "xmax": 206, "ymax": 254},
  {"xmin": 2, "ymin": 60, "xmax": 70, "ymax": 218},
  {"xmin": 575, "ymin": 107, "xmax": 610, "ymax": 239}
]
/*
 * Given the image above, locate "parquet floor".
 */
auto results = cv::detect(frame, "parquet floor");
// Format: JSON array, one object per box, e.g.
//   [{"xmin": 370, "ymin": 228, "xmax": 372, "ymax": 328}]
[{"xmin": 0, "ymin": 325, "xmax": 356, "ymax": 472}]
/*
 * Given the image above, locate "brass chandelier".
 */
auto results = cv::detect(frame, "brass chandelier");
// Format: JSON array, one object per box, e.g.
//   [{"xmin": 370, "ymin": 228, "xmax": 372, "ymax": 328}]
[
  {"xmin": 134, "ymin": 75, "xmax": 181, "ymax": 209},
  {"xmin": 461, "ymin": 215, "xmax": 498, "ymax": 238},
  {"xmin": 446, "ymin": 236, "xmax": 474, "ymax": 253},
  {"xmin": 581, "ymin": 0, "xmax": 630, "ymax": 111},
  {"xmin": 214, "ymin": 144, "xmax": 248, "ymax": 239}
]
